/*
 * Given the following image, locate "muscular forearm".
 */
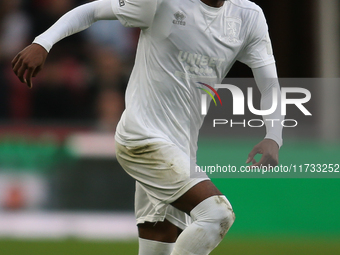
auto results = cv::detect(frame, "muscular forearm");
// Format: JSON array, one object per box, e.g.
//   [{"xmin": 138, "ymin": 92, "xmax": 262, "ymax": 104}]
[
  {"xmin": 33, "ymin": 0, "xmax": 116, "ymax": 52},
  {"xmin": 252, "ymin": 63, "xmax": 284, "ymax": 148}
]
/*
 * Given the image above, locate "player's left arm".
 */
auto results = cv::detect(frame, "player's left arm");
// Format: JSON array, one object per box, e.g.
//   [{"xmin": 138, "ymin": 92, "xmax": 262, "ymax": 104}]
[
  {"xmin": 236, "ymin": 7, "xmax": 283, "ymax": 167},
  {"xmin": 246, "ymin": 63, "xmax": 284, "ymax": 167}
]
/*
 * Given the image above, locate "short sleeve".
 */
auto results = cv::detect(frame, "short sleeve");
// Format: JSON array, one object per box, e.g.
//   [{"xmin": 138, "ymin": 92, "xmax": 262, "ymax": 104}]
[
  {"xmin": 111, "ymin": 0, "xmax": 158, "ymax": 29},
  {"xmin": 237, "ymin": 9, "xmax": 275, "ymax": 69}
]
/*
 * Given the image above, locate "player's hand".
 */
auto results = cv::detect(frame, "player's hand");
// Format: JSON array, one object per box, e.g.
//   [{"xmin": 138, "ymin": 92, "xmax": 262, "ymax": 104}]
[
  {"xmin": 12, "ymin": 43, "xmax": 48, "ymax": 89},
  {"xmin": 246, "ymin": 139, "xmax": 279, "ymax": 168}
]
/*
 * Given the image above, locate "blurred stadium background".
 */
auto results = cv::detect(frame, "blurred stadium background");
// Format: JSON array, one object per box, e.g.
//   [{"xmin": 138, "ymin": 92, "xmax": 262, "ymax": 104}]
[{"xmin": 0, "ymin": 0, "xmax": 339, "ymax": 254}]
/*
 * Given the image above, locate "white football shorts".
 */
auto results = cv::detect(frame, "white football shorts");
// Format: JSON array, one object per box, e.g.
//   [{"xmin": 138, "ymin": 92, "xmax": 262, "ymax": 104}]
[{"xmin": 115, "ymin": 140, "xmax": 210, "ymax": 230}]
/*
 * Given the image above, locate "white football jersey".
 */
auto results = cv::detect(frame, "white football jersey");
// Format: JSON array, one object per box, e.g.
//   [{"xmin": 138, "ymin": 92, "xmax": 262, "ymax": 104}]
[{"xmin": 112, "ymin": 0, "xmax": 275, "ymax": 158}]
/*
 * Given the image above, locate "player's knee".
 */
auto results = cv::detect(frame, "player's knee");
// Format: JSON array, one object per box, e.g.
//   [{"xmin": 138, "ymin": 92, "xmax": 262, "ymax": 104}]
[
  {"xmin": 209, "ymin": 196, "xmax": 235, "ymax": 237},
  {"xmin": 190, "ymin": 195, "xmax": 235, "ymax": 238}
]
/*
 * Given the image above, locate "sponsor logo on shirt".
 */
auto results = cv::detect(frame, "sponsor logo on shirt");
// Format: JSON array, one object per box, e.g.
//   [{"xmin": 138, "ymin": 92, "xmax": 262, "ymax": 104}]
[
  {"xmin": 119, "ymin": 0, "xmax": 125, "ymax": 7},
  {"xmin": 173, "ymin": 11, "xmax": 186, "ymax": 26},
  {"xmin": 177, "ymin": 50, "xmax": 225, "ymax": 78}
]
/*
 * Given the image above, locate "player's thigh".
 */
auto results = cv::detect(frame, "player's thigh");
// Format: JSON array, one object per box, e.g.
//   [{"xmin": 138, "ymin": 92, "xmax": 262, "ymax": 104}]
[
  {"xmin": 116, "ymin": 140, "xmax": 211, "ymax": 210},
  {"xmin": 171, "ymin": 180, "xmax": 223, "ymax": 215},
  {"xmin": 138, "ymin": 219, "xmax": 183, "ymax": 243}
]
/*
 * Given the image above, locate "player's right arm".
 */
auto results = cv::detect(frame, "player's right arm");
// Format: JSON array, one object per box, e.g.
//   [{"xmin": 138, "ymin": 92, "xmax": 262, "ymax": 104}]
[
  {"xmin": 12, "ymin": 0, "xmax": 158, "ymax": 88},
  {"xmin": 12, "ymin": 0, "xmax": 116, "ymax": 88}
]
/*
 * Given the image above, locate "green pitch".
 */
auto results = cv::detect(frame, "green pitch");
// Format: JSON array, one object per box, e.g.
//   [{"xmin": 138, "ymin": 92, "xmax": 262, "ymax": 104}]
[
  {"xmin": 198, "ymin": 138, "xmax": 340, "ymax": 237},
  {"xmin": 0, "ymin": 238, "xmax": 340, "ymax": 255},
  {"xmin": 0, "ymin": 139, "xmax": 339, "ymax": 254}
]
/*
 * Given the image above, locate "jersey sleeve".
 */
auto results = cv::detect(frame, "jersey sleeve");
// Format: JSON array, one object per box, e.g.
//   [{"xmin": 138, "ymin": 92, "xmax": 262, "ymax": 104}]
[
  {"xmin": 111, "ymin": 0, "xmax": 158, "ymax": 29},
  {"xmin": 237, "ymin": 9, "xmax": 275, "ymax": 69},
  {"xmin": 252, "ymin": 63, "xmax": 283, "ymax": 147}
]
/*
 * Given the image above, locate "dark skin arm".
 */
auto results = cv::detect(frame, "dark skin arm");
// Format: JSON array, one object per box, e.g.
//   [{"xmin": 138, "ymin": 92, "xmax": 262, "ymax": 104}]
[
  {"xmin": 11, "ymin": 43, "xmax": 48, "ymax": 89},
  {"xmin": 246, "ymin": 139, "xmax": 279, "ymax": 167}
]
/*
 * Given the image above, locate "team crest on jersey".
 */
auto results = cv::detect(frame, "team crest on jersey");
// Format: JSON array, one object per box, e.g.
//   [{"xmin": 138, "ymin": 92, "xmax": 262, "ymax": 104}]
[
  {"xmin": 224, "ymin": 17, "xmax": 242, "ymax": 43},
  {"xmin": 173, "ymin": 11, "xmax": 186, "ymax": 26}
]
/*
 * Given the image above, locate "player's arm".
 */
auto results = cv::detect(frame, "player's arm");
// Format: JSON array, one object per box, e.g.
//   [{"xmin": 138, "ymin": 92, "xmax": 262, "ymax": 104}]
[
  {"xmin": 245, "ymin": 63, "xmax": 283, "ymax": 167},
  {"xmin": 12, "ymin": 0, "xmax": 116, "ymax": 88},
  {"xmin": 236, "ymin": 7, "xmax": 283, "ymax": 167}
]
